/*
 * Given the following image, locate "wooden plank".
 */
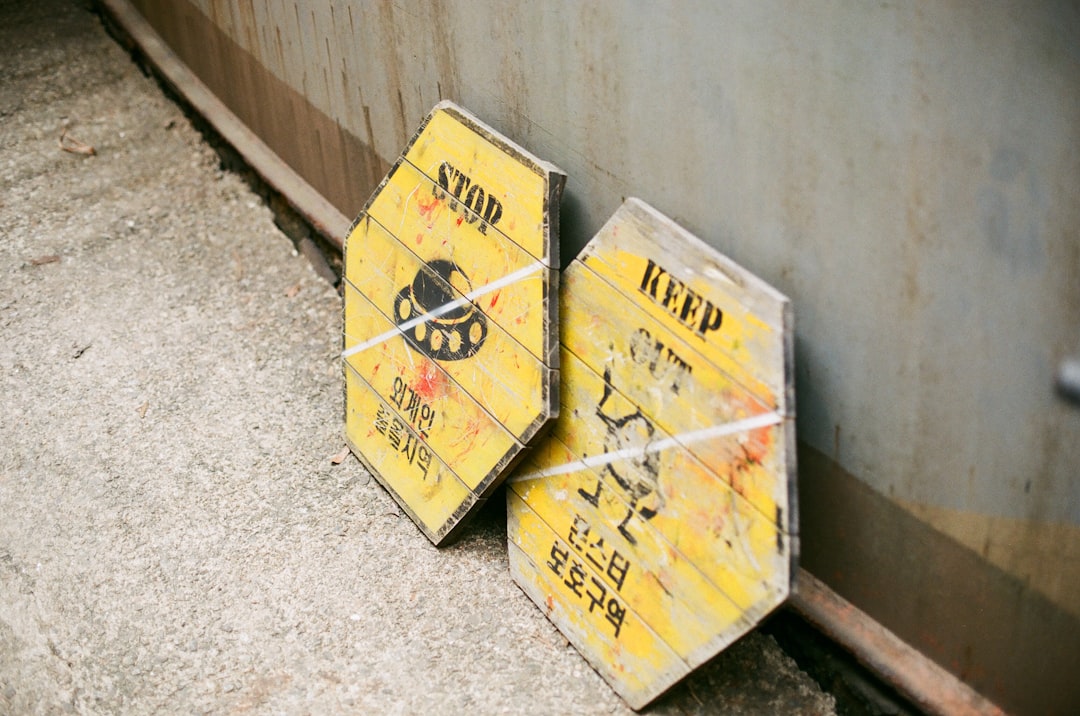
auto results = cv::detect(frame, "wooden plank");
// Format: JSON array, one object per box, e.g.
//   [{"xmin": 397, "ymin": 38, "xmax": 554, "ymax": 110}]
[
  {"xmin": 576, "ymin": 198, "xmax": 791, "ymax": 408},
  {"xmin": 510, "ymin": 439, "xmax": 758, "ymax": 661},
  {"xmin": 507, "ymin": 492, "xmax": 691, "ymax": 708},
  {"xmin": 561, "ymin": 265, "xmax": 788, "ymax": 522},
  {"xmin": 343, "ymin": 101, "xmax": 565, "ymax": 544},
  {"xmin": 363, "ymin": 159, "xmax": 556, "ymax": 363},
  {"xmin": 343, "ymin": 284, "xmax": 521, "ymax": 493},
  {"xmin": 402, "ymin": 105, "xmax": 557, "ymax": 265},
  {"xmin": 542, "ymin": 348, "xmax": 789, "ymax": 614},
  {"xmin": 344, "ymin": 361, "xmax": 476, "ymax": 543},
  {"xmin": 507, "ymin": 198, "xmax": 796, "ymax": 708},
  {"xmin": 344, "ymin": 215, "xmax": 554, "ymax": 442}
]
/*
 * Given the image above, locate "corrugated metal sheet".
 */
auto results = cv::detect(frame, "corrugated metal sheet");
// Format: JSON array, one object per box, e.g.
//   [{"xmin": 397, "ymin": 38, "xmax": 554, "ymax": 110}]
[{"xmin": 118, "ymin": 1, "xmax": 1080, "ymax": 713}]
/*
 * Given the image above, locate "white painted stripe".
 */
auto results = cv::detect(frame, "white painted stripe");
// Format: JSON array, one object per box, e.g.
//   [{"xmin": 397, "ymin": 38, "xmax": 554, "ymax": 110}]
[
  {"xmin": 510, "ymin": 411, "xmax": 782, "ymax": 482},
  {"xmin": 341, "ymin": 260, "xmax": 545, "ymax": 359}
]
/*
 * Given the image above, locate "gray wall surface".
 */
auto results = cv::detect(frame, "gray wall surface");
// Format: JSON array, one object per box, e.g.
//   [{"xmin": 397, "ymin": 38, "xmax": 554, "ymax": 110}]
[
  {"xmin": 187, "ymin": 0, "xmax": 1079, "ymax": 522},
  {"xmin": 123, "ymin": 1, "xmax": 1080, "ymax": 712}
]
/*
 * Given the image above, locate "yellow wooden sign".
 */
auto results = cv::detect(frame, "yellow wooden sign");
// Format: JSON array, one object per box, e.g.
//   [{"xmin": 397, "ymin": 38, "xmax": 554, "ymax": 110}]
[
  {"xmin": 343, "ymin": 101, "xmax": 565, "ymax": 545},
  {"xmin": 507, "ymin": 198, "xmax": 796, "ymax": 708}
]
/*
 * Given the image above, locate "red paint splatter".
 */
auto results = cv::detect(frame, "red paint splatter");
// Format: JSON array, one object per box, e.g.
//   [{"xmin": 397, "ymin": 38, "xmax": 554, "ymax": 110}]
[
  {"xmin": 726, "ymin": 392, "xmax": 774, "ymax": 465},
  {"xmin": 415, "ymin": 233, "xmax": 424, "ymax": 245},
  {"xmin": 413, "ymin": 362, "xmax": 447, "ymax": 400},
  {"xmin": 416, "ymin": 193, "xmax": 441, "ymax": 225},
  {"xmin": 746, "ymin": 429, "xmax": 771, "ymax": 463},
  {"xmin": 488, "ymin": 290, "xmax": 501, "ymax": 309},
  {"xmin": 455, "ymin": 216, "xmax": 464, "ymax": 227}
]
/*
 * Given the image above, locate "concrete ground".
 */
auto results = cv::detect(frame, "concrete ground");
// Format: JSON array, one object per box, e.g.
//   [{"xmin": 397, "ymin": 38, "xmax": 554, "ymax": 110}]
[{"xmin": 0, "ymin": 1, "xmax": 837, "ymax": 713}]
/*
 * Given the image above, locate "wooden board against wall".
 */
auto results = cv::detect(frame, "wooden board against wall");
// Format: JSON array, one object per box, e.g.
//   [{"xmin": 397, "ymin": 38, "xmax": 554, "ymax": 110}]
[
  {"xmin": 507, "ymin": 198, "xmax": 796, "ymax": 708},
  {"xmin": 343, "ymin": 101, "xmax": 565, "ymax": 545}
]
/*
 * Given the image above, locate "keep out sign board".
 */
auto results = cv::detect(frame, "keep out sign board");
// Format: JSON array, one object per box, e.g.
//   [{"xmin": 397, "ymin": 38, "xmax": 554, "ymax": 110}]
[
  {"xmin": 507, "ymin": 199, "xmax": 796, "ymax": 708},
  {"xmin": 342, "ymin": 101, "xmax": 566, "ymax": 545}
]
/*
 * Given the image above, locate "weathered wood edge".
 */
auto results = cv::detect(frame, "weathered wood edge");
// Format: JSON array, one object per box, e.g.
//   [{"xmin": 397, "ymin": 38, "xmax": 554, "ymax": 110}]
[
  {"xmin": 434, "ymin": 100, "xmax": 567, "ymax": 265},
  {"xmin": 341, "ymin": 101, "xmax": 566, "ymax": 544},
  {"xmin": 782, "ymin": 300, "xmax": 799, "ymax": 588},
  {"xmin": 587, "ymin": 198, "xmax": 791, "ymax": 321},
  {"xmin": 342, "ymin": 433, "xmax": 459, "ymax": 545}
]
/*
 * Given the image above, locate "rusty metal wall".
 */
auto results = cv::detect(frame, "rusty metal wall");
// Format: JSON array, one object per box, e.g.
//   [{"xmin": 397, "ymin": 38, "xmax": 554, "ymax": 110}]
[{"xmin": 122, "ymin": 1, "xmax": 1080, "ymax": 713}]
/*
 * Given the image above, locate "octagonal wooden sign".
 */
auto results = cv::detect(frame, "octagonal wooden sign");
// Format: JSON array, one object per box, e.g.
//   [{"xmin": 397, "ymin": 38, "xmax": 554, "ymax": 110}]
[
  {"xmin": 507, "ymin": 198, "xmax": 796, "ymax": 708},
  {"xmin": 343, "ymin": 101, "xmax": 565, "ymax": 545}
]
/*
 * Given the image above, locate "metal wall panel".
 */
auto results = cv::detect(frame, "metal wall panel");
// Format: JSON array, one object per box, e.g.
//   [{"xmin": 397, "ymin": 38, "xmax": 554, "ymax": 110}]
[{"xmin": 125, "ymin": 1, "xmax": 1080, "ymax": 712}]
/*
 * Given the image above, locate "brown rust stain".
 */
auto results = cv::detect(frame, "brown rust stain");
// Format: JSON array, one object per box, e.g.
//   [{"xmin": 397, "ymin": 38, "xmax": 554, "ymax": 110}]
[
  {"xmin": 428, "ymin": 0, "xmax": 459, "ymax": 102},
  {"xmin": 799, "ymin": 442, "xmax": 1080, "ymax": 715},
  {"xmin": 375, "ymin": 0, "xmax": 409, "ymax": 147},
  {"xmin": 236, "ymin": 0, "xmax": 258, "ymax": 55}
]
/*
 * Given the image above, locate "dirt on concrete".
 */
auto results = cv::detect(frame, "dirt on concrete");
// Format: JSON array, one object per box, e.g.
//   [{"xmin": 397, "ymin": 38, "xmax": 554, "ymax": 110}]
[{"xmin": 0, "ymin": 1, "xmax": 837, "ymax": 713}]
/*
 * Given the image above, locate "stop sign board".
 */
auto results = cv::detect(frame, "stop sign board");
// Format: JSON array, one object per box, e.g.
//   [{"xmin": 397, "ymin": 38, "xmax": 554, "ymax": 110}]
[
  {"xmin": 343, "ymin": 101, "xmax": 565, "ymax": 545},
  {"xmin": 507, "ymin": 199, "xmax": 796, "ymax": 708}
]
